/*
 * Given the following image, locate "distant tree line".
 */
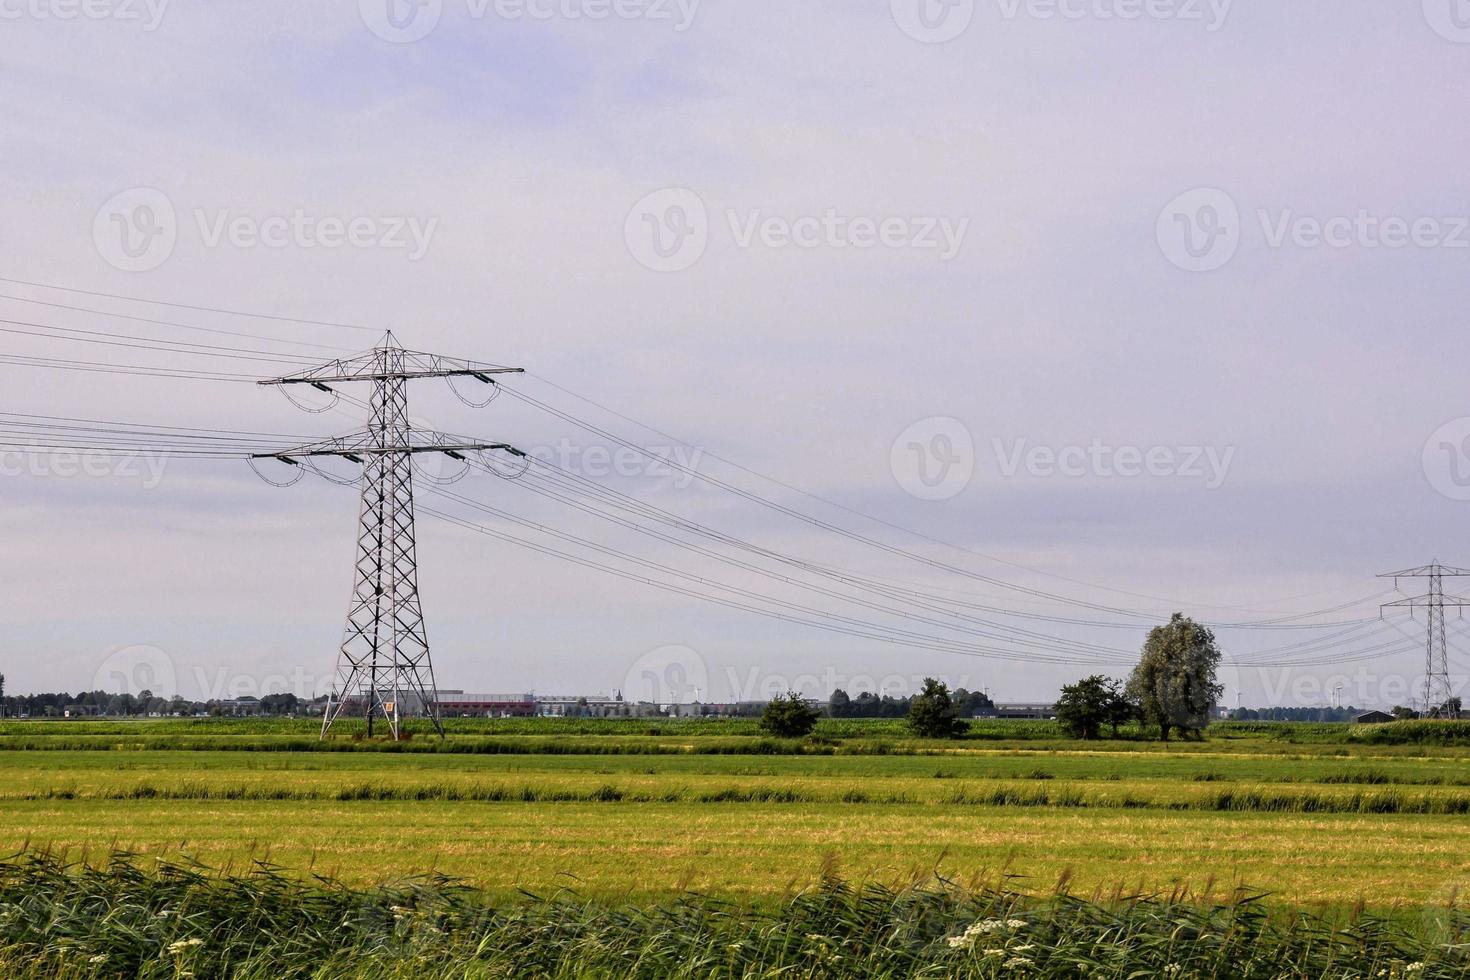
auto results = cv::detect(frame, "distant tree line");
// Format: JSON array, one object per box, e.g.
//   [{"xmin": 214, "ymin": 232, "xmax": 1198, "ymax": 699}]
[
  {"xmin": 827, "ymin": 686, "xmax": 994, "ymax": 719},
  {"xmin": 0, "ymin": 689, "xmax": 308, "ymax": 718},
  {"xmin": 1228, "ymin": 706, "xmax": 1359, "ymax": 723}
]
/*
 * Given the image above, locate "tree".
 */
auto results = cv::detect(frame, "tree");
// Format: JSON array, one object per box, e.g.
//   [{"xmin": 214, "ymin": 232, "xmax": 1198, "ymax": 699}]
[
  {"xmin": 828, "ymin": 688, "xmax": 852, "ymax": 718},
  {"xmin": 907, "ymin": 678, "xmax": 969, "ymax": 739},
  {"xmin": 1056, "ymin": 675, "xmax": 1113, "ymax": 740},
  {"xmin": 1127, "ymin": 614, "xmax": 1223, "ymax": 741},
  {"xmin": 761, "ymin": 691, "xmax": 820, "ymax": 738},
  {"xmin": 951, "ymin": 687, "xmax": 996, "ymax": 718},
  {"xmin": 1104, "ymin": 679, "xmax": 1137, "ymax": 737},
  {"xmin": 1392, "ymin": 705, "xmax": 1420, "ymax": 720}
]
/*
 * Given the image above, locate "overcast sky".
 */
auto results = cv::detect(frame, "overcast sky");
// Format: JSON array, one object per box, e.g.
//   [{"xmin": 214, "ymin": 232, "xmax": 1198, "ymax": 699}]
[{"xmin": 3, "ymin": 0, "xmax": 1469, "ymax": 709}]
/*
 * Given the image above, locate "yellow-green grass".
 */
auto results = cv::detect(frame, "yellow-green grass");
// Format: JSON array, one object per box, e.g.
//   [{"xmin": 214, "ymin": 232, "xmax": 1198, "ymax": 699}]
[
  {"xmin": 8, "ymin": 752, "xmax": 1470, "ymax": 811},
  {"xmin": 7, "ymin": 751, "xmax": 1470, "ymax": 806},
  {"xmin": 6, "ymin": 734, "xmax": 1470, "ymax": 913},
  {"xmin": 4, "ymin": 800, "xmax": 1470, "ymax": 910}
]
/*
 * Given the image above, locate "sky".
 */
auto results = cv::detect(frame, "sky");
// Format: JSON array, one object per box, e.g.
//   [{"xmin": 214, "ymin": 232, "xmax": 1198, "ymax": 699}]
[{"xmin": 2, "ymin": 0, "xmax": 1470, "ymax": 709}]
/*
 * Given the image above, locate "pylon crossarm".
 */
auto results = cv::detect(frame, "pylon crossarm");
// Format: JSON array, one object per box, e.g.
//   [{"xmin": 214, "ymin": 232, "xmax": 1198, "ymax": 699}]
[
  {"xmin": 251, "ymin": 430, "xmax": 521, "ymax": 461},
  {"xmin": 260, "ymin": 346, "xmax": 523, "ymax": 387}
]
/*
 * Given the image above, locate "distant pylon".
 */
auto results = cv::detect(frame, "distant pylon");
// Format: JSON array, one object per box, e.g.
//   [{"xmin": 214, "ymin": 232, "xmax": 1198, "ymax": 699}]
[
  {"xmin": 257, "ymin": 333, "xmax": 523, "ymax": 739},
  {"xmin": 1379, "ymin": 563, "xmax": 1470, "ymax": 718}
]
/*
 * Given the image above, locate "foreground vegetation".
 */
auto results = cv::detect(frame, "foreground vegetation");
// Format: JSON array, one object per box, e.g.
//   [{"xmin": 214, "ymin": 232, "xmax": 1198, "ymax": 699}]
[
  {"xmin": 2, "ymin": 716, "xmax": 1470, "ymax": 975},
  {"xmin": 2, "ymin": 851, "xmax": 1467, "ymax": 979}
]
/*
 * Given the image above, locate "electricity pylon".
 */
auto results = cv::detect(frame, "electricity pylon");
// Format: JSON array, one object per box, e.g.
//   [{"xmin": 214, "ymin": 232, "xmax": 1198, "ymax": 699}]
[
  {"xmin": 1380, "ymin": 563, "xmax": 1470, "ymax": 718},
  {"xmin": 257, "ymin": 333, "xmax": 523, "ymax": 739}
]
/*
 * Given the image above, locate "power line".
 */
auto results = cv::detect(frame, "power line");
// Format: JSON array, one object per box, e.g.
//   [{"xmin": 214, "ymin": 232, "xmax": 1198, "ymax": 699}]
[
  {"xmin": 0, "ymin": 276, "xmax": 377, "ymax": 332},
  {"xmin": 523, "ymin": 372, "xmax": 1371, "ymax": 618},
  {"xmin": 0, "ymin": 290, "xmax": 355, "ymax": 354}
]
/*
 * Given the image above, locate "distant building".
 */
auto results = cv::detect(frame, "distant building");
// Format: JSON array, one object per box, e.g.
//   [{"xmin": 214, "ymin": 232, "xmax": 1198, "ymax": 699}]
[
  {"xmin": 431, "ymin": 692, "xmax": 536, "ymax": 717},
  {"xmin": 220, "ymin": 696, "xmax": 262, "ymax": 716},
  {"xmin": 1353, "ymin": 709, "xmax": 1394, "ymax": 725},
  {"xmin": 991, "ymin": 702, "xmax": 1058, "ymax": 720}
]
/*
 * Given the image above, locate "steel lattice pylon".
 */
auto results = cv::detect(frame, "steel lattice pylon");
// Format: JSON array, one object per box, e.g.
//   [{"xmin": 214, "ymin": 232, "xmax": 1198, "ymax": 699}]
[
  {"xmin": 257, "ymin": 333, "xmax": 524, "ymax": 739},
  {"xmin": 1380, "ymin": 563, "xmax": 1470, "ymax": 718}
]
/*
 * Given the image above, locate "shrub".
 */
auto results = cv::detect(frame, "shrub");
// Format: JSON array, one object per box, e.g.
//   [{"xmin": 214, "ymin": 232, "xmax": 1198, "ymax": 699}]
[{"xmin": 759, "ymin": 692, "xmax": 820, "ymax": 739}]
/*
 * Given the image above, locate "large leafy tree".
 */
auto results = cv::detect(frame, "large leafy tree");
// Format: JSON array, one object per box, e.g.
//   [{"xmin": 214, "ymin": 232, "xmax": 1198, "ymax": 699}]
[
  {"xmin": 1056, "ymin": 675, "xmax": 1116, "ymax": 740},
  {"xmin": 760, "ymin": 691, "xmax": 821, "ymax": 738},
  {"xmin": 907, "ymin": 678, "xmax": 969, "ymax": 739},
  {"xmin": 1127, "ymin": 614, "xmax": 1223, "ymax": 741}
]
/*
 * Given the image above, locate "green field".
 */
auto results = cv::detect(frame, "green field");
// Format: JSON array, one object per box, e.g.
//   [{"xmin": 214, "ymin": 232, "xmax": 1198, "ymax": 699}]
[{"xmin": 1, "ymin": 718, "xmax": 1469, "ymax": 910}]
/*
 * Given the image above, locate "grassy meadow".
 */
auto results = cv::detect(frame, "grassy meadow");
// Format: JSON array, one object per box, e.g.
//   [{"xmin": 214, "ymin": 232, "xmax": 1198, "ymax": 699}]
[{"xmin": 4, "ymin": 716, "xmax": 1470, "ymax": 975}]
